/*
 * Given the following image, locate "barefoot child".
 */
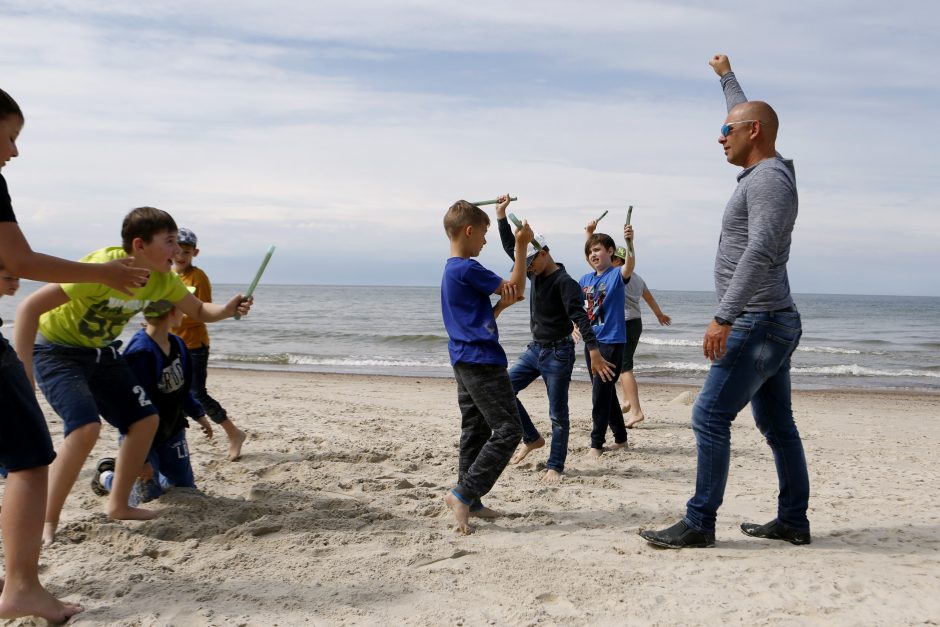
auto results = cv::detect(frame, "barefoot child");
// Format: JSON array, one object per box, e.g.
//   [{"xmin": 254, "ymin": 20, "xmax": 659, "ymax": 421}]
[
  {"xmin": 14, "ymin": 206, "xmax": 252, "ymax": 546},
  {"xmin": 441, "ymin": 198, "xmax": 530, "ymax": 533},
  {"xmin": 493, "ymin": 198, "xmax": 615, "ymax": 483},
  {"xmin": 580, "ymin": 220, "xmax": 635, "ymax": 458},
  {"xmin": 612, "ymin": 258, "xmax": 671, "ymax": 428},
  {"xmin": 172, "ymin": 228, "xmax": 247, "ymax": 460},
  {"xmin": 91, "ymin": 297, "xmax": 213, "ymax": 503},
  {"xmin": 0, "ymin": 87, "xmax": 148, "ymax": 622}
]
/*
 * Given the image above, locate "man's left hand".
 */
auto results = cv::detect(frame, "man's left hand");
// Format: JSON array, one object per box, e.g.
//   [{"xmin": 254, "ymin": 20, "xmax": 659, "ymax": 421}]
[{"xmin": 703, "ymin": 319, "xmax": 732, "ymax": 361}]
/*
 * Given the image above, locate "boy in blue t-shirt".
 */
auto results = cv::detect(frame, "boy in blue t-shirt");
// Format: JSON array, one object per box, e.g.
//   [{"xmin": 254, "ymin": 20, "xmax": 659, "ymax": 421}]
[
  {"xmin": 580, "ymin": 220, "xmax": 635, "ymax": 457},
  {"xmin": 441, "ymin": 198, "xmax": 531, "ymax": 534}
]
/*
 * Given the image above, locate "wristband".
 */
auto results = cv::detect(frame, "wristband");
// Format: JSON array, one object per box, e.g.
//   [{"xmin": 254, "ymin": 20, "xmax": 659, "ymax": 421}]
[{"xmin": 714, "ymin": 316, "xmax": 733, "ymax": 326}]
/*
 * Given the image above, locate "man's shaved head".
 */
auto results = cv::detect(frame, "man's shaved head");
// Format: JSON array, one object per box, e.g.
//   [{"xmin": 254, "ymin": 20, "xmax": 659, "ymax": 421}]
[{"xmin": 729, "ymin": 100, "xmax": 779, "ymax": 142}]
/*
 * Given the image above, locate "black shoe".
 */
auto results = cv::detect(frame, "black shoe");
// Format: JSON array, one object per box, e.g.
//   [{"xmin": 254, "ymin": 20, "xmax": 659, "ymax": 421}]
[
  {"xmin": 90, "ymin": 457, "xmax": 116, "ymax": 497},
  {"xmin": 740, "ymin": 519, "xmax": 811, "ymax": 545},
  {"xmin": 639, "ymin": 520, "xmax": 715, "ymax": 548}
]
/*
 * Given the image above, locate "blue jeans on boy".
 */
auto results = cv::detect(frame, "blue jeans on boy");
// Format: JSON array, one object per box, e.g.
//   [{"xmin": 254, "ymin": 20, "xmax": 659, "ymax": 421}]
[
  {"xmin": 509, "ymin": 338, "xmax": 577, "ymax": 472},
  {"xmin": 108, "ymin": 428, "xmax": 195, "ymax": 505},
  {"xmin": 684, "ymin": 309, "xmax": 809, "ymax": 534}
]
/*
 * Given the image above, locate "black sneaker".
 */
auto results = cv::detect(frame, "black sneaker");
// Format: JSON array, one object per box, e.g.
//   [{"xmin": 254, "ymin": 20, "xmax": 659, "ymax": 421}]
[
  {"xmin": 639, "ymin": 520, "xmax": 715, "ymax": 548},
  {"xmin": 90, "ymin": 457, "xmax": 116, "ymax": 497},
  {"xmin": 740, "ymin": 519, "xmax": 811, "ymax": 546}
]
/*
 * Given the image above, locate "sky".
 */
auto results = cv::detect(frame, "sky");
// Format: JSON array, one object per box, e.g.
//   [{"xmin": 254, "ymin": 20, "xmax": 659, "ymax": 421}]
[{"xmin": 1, "ymin": 1, "xmax": 938, "ymax": 296}]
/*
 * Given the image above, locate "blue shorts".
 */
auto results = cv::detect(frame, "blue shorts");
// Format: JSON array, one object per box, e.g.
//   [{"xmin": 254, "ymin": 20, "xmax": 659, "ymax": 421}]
[
  {"xmin": 33, "ymin": 340, "xmax": 157, "ymax": 437},
  {"xmin": 0, "ymin": 334, "xmax": 56, "ymax": 472}
]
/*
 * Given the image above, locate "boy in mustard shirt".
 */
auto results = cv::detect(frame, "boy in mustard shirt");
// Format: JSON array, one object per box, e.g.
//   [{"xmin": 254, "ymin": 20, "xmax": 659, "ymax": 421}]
[{"xmin": 172, "ymin": 228, "xmax": 247, "ymax": 460}]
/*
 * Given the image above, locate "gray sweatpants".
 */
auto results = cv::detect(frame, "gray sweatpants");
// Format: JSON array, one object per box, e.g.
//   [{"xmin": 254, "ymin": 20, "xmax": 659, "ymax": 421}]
[{"xmin": 452, "ymin": 363, "xmax": 522, "ymax": 503}]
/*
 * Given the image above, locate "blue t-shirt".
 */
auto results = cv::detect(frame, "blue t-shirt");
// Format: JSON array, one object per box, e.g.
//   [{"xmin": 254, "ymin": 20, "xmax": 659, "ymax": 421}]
[
  {"xmin": 579, "ymin": 265, "xmax": 627, "ymax": 344},
  {"xmin": 441, "ymin": 257, "xmax": 506, "ymax": 367}
]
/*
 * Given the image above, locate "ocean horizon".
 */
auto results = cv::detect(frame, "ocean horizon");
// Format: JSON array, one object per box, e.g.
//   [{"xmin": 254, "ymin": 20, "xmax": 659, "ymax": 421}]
[{"xmin": 4, "ymin": 283, "xmax": 938, "ymax": 393}]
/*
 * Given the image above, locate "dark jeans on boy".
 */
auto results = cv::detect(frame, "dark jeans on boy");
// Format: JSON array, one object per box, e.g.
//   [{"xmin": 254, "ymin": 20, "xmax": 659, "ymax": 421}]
[
  {"xmin": 684, "ymin": 310, "xmax": 809, "ymax": 534},
  {"xmin": 509, "ymin": 337, "xmax": 576, "ymax": 472},
  {"xmin": 452, "ymin": 363, "xmax": 522, "ymax": 503},
  {"xmin": 189, "ymin": 346, "xmax": 228, "ymax": 424},
  {"xmin": 584, "ymin": 342, "xmax": 625, "ymax": 449}
]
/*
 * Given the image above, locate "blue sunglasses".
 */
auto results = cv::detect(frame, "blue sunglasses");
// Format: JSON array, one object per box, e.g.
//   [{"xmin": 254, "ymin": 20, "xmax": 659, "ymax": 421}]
[{"xmin": 720, "ymin": 119, "xmax": 758, "ymax": 137}]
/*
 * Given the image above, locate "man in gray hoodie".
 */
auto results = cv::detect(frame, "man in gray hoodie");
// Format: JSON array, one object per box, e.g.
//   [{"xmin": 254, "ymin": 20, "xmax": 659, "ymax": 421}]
[{"xmin": 641, "ymin": 54, "xmax": 810, "ymax": 548}]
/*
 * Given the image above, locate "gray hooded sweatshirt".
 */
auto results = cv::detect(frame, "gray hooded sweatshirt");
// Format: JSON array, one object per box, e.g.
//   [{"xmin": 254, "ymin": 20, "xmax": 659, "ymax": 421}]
[{"xmin": 714, "ymin": 72, "xmax": 798, "ymax": 322}]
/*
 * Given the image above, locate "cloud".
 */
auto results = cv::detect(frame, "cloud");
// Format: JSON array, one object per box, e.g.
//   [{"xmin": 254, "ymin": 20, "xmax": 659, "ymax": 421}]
[{"xmin": 1, "ymin": 0, "xmax": 938, "ymax": 295}]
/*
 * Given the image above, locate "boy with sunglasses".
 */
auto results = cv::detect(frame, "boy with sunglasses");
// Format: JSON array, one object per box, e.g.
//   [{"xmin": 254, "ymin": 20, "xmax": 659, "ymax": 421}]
[{"xmin": 494, "ymin": 197, "xmax": 616, "ymax": 483}]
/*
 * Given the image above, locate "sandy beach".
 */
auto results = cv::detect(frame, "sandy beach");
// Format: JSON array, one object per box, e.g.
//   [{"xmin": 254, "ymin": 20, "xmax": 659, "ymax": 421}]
[{"xmin": 3, "ymin": 369, "xmax": 939, "ymax": 626}]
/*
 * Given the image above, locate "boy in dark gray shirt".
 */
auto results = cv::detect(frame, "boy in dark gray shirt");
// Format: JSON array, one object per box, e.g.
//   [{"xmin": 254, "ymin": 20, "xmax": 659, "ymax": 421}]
[
  {"xmin": 641, "ymin": 54, "xmax": 810, "ymax": 549},
  {"xmin": 494, "ymin": 198, "xmax": 615, "ymax": 483}
]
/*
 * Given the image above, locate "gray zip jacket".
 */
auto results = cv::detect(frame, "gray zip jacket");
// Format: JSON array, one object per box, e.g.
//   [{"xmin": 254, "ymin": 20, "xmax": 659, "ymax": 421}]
[{"xmin": 714, "ymin": 72, "xmax": 798, "ymax": 322}]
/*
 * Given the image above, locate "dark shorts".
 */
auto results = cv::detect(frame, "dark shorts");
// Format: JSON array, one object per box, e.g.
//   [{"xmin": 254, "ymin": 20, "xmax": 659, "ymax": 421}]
[
  {"xmin": 33, "ymin": 341, "xmax": 157, "ymax": 437},
  {"xmin": 0, "ymin": 335, "xmax": 57, "ymax": 472},
  {"xmin": 622, "ymin": 318, "xmax": 643, "ymax": 372}
]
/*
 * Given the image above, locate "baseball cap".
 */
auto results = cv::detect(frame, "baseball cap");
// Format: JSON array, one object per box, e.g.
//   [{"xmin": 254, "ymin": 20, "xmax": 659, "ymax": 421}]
[
  {"xmin": 177, "ymin": 228, "xmax": 198, "ymax": 247},
  {"xmin": 614, "ymin": 246, "xmax": 627, "ymax": 260},
  {"xmin": 525, "ymin": 233, "xmax": 548, "ymax": 267}
]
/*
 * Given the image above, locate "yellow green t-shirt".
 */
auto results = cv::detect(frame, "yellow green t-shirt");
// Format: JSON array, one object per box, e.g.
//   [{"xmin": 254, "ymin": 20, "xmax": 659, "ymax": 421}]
[{"xmin": 38, "ymin": 247, "xmax": 191, "ymax": 348}]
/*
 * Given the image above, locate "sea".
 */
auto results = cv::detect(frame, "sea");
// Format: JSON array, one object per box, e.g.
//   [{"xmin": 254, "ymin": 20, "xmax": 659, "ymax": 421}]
[{"xmin": 2, "ymin": 284, "xmax": 939, "ymax": 393}]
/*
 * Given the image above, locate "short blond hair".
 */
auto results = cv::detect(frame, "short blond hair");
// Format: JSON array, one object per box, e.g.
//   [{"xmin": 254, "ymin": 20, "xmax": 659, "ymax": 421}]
[{"xmin": 443, "ymin": 200, "xmax": 490, "ymax": 240}]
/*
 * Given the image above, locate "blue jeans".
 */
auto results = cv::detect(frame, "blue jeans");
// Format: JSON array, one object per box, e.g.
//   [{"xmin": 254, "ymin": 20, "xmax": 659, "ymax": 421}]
[
  {"xmin": 508, "ymin": 338, "xmax": 576, "ymax": 472},
  {"xmin": 109, "ymin": 428, "xmax": 195, "ymax": 505},
  {"xmin": 684, "ymin": 309, "xmax": 809, "ymax": 534}
]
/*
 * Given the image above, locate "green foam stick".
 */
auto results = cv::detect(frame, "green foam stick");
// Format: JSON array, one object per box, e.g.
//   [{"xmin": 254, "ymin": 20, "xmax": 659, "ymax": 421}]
[
  {"xmin": 595, "ymin": 209, "xmax": 609, "ymax": 223},
  {"xmin": 507, "ymin": 213, "xmax": 541, "ymax": 250},
  {"xmin": 625, "ymin": 205, "xmax": 634, "ymax": 257},
  {"xmin": 472, "ymin": 196, "xmax": 518, "ymax": 206},
  {"xmin": 234, "ymin": 245, "xmax": 275, "ymax": 320}
]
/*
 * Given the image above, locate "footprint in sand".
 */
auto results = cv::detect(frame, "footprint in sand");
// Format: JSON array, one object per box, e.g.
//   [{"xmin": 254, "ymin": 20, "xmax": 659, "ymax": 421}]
[{"xmin": 536, "ymin": 592, "xmax": 579, "ymax": 618}]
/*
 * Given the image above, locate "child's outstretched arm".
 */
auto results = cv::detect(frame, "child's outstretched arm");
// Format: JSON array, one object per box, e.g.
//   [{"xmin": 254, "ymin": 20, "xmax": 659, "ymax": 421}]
[
  {"xmin": 0, "ymin": 223, "xmax": 149, "ymax": 294},
  {"xmin": 620, "ymin": 224, "xmax": 636, "ymax": 280},
  {"xmin": 175, "ymin": 292, "xmax": 252, "ymax": 323},
  {"xmin": 642, "ymin": 287, "xmax": 672, "ymax": 326},
  {"xmin": 13, "ymin": 284, "xmax": 70, "ymax": 384}
]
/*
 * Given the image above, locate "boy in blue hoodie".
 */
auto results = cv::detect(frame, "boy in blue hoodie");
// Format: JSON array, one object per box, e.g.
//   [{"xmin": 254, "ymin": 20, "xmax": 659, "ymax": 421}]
[
  {"xmin": 91, "ymin": 296, "xmax": 212, "ymax": 503},
  {"xmin": 91, "ymin": 297, "xmax": 212, "ymax": 502}
]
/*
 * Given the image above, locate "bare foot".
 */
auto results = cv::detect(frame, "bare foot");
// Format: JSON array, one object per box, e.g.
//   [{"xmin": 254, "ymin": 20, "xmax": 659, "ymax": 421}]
[
  {"xmin": 470, "ymin": 505, "xmax": 501, "ymax": 519},
  {"xmin": 625, "ymin": 413, "xmax": 645, "ymax": 428},
  {"xmin": 106, "ymin": 504, "xmax": 160, "ymax": 521},
  {"xmin": 228, "ymin": 429, "xmax": 248, "ymax": 461},
  {"xmin": 0, "ymin": 583, "xmax": 84, "ymax": 622},
  {"xmin": 510, "ymin": 436, "xmax": 545, "ymax": 464},
  {"xmin": 443, "ymin": 491, "xmax": 474, "ymax": 535},
  {"xmin": 587, "ymin": 447, "xmax": 603, "ymax": 459},
  {"xmin": 41, "ymin": 522, "xmax": 57, "ymax": 548},
  {"xmin": 608, "ymin": 441, "xmax": 628, "ymax": 451},
  {"xmin": 621, "ymin": 402, "xmax": 631, "ymax": 413},
  {"xmin": 541, "ymin": 469, "xmax": 563, "ymax": 484}
]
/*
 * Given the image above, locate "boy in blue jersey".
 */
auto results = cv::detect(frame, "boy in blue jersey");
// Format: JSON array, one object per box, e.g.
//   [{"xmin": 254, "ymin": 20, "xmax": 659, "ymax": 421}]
[
  {"xmin": 440, "ymin": 198, "xmax": 531, "ymax": 534},
  {"xmin": 91, "ymin": 295, "xmax": 213, "ymax": 504},
  {"xmin": 581, "ymin": 220, "xmax": 635, "ymax": 458}
]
